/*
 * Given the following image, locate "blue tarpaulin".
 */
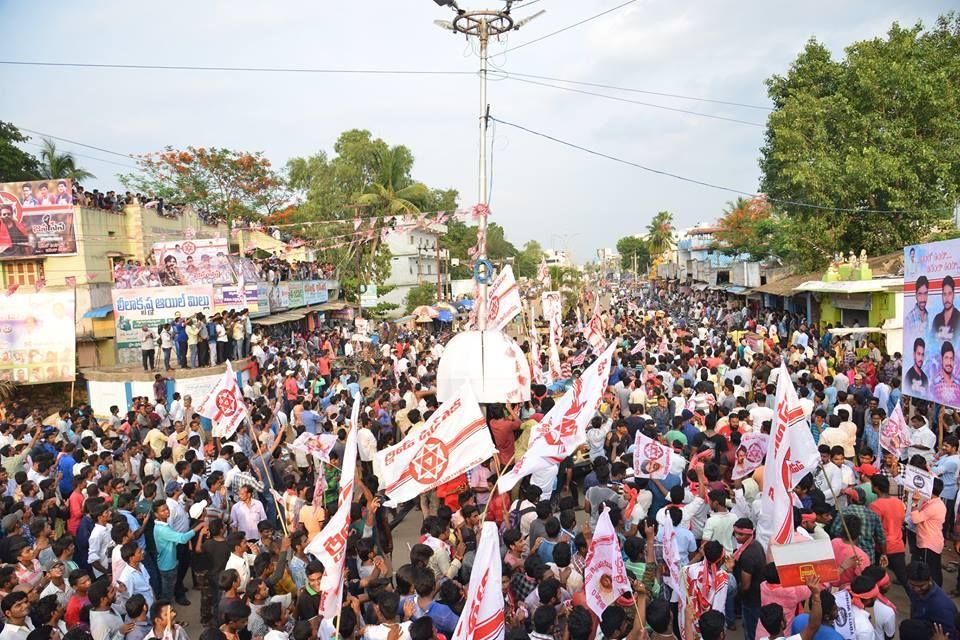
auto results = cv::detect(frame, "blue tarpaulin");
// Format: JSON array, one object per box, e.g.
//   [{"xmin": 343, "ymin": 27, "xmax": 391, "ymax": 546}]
[{"xmin": 83, "ymin": 305, "xmax": 113, "ymax": 318}]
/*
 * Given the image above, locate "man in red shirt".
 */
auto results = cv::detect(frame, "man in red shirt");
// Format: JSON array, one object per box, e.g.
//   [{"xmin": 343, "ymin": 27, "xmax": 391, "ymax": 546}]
[
  {"xmin": 488, "ymin": 403, "xmax": 521, "ymax": 467},
  {"xmin": 283, "ymin": 370, "xmax": 299, "ymax": 414},
  {"xmin": 869, "ymin": 474, "xmax": 907, "ymax": 585},
  {"xmin": 317, "ymin": 351, "xmax": 332, "ymax": 388}
]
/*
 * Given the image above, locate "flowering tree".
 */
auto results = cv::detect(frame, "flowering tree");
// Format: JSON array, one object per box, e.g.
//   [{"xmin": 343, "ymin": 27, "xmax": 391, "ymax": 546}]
[{"xmin": 120, "ymin": 146, "xmax": 287, "ymax": 224}]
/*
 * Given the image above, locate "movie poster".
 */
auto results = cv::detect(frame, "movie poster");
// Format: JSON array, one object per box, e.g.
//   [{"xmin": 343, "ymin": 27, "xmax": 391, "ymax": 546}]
[
  {"xmin": 903, "ymin": 239, "xmax": 960, "ymax": 409},
  {"xmin": 0, "ymin": 179, "xmax": 77, "ymax": 259},
  {"xmin": 0, "ymin": 289, "xmax": 76, "ymax": 384}
]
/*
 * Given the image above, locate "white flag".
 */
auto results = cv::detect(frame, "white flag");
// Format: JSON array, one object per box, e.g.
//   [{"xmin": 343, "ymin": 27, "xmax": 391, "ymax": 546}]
[
  {"xmin": 289, "ymin": 432, "xmax": 339, "ymax": 463},
  {"xmin": 630, "ymin": 336, "xmax": 646, "ymax": 356},
  {"xmin": 632, "ymin": 432, "xmax": 673, "ymax": 479},
  {"xmin": 880, "ymin": 402, "xmax": 911, "ymax": 456},
  {"xmin": 196, "ymin": 361, "xmax": 248, "ymax": 439},
  {"xmin": 758, "ymin": 363, "xmax": 820, "ymax": 549},
  {"xmin": 660, "ymin": 512, "xmax": 682, "ymax": 592},
  {"xmin": 731, "ymin": 433, "xmax": 768, "ymax": 480},
  {"xmin": 499, "ymin": 342, "xmax": 616, "ymax": 492},
  {"xmin": 485, "ymin": 265, "xmax": 522, "ymax": 331},
  {"xmin": 304, "ymin": 396, "xmax": 361, "ymax": 619},
  {"xmin": 584, "ymin": 297, "xmax": 606, "ymax": 353},
  {"xmin": 451, "ymin": 523, "xmax": 505, "ymax": 640},
  {"xmin": 377, "ymin": 385, "xmax": 493, "ymax": 507},
  {"xmin": 584, "ymin": 506, "xmax": 631, "ymax": 617},
  {"xmin": 538, "ymin": 259, "xmax": 551, "ymax": 290}
]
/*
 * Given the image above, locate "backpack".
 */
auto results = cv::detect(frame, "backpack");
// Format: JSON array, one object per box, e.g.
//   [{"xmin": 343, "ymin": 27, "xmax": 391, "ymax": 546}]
[{"xmin": 508, "ymin": 499, "xmax": 536, "ymax": 531}]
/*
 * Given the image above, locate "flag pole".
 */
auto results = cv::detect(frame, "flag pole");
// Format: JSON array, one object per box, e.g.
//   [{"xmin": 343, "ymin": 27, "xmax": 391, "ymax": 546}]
[
  {"xmin": 249, "ymin": 398, "xmax": 289, "ymax": 536},
  {"xmin": 816, "ymin": 460, "xmax": 859, "ymax": 560},
  {"xmin": 480, "ymin": 451, "xmax": 517, "ymax": 524}
]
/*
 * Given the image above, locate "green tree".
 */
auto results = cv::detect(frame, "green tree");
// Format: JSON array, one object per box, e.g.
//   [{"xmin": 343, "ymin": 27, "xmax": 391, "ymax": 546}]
[
  {"xmin": 37, "ymin": 139, "xmax": 95, "ymax": 182},
  {"xmin": 120, "ymin": 146, "xmax": 286, "ymax": 224},
  {"xmin": 515, "ymin": 240, "xmax": 544, "ymax": 279},
  {"xmin": 0, "ymin": 122, "xmax": 41, "ymax": 182},
  {"xmin": 760, "ymin": 14, "xmax": 960, "ymax": 270},
  {"xmin": 286, "ymin": 130, "xmax": 457, "ymax": 304},
  {"xmin": 405, "ymin": 283, "xmax": 437, "ymax": 313},
  {"xmin": 645, "ymin": 211, "xmax": 675, "ymax": 257},
  {"xmin": 615, "ymin": 236, "xmax": 650, "ymax": 272}
]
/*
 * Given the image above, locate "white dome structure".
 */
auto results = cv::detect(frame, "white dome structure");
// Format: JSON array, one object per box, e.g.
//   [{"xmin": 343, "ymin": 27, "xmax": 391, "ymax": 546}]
[{"xmin": 437, "ymin": 330, "xmax": 531, "ymax": 403}]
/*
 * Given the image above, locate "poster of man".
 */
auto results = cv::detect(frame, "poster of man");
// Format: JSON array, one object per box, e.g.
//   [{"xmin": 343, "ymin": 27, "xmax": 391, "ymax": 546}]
[
  {"xmin": 0, "ymin": 179, "xmax": 77, "ymax": 259},
  {"xmin": 151, "ymin": 238, "xmax": 234, "ymax": 285},
  {"xmin": 902, "ymin": 238, "xmax": 960, "ymax": 409}
]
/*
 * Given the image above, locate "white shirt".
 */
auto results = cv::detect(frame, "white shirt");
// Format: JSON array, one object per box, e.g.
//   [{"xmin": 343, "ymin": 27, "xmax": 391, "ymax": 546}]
[
  {"xmin": 226, "ymin": 552, "xmax": 252, "ymax": 594},
  {"xmin": 909, "ymin": 426, "xmax": 937, "ymax": 465},
  {"xmin": 169, "ymin": 399, "xmax": 185, "ymax": 424},
  {"xmin": 872, "ymin": 600, "xmax": 895, "ymax": 640},
  {"xmin": 0, "ymin": 621, "xmax": 33, "ymax": 640},
  {"xmin": 166, "ymin": 497, "xmax": 190, "ymax": 533},
  {"xmin": 120, "ymin": 562, "xmax": 154, "ymax": 608},
  {"xmin": 363, "ymin": 622, "xmax": 412, "ymax": 640},
  {"xmin": 852, "ymin": 607, "xmax": 874, "ymax": 640},
  {"xmin": 357, "ymin": 428, "xmax": 378, "ymax": 463},
  {"xmin": 749, "ymin": 406, "xmax": 774, "ymax": 428},
  {"xmin": 88, "ymin": 523, "xmax": 113, "ymax": 577}
]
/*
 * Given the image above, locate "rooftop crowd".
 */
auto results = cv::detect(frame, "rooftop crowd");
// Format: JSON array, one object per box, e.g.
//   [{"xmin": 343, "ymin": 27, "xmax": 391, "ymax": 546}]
[{"xmin": 0, "ymin": 280, "xmax": 958, "ymax": 640}]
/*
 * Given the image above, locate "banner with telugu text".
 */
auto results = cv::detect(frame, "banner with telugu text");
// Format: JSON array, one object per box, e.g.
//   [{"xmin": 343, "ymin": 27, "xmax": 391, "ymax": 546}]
[
  {"xmin": 0, "ymin": 179, "xmax": 77, "ymax": 260},
  {"xmin": 111, "ymin": 285, "xmax": 214, "ymax": 364}
]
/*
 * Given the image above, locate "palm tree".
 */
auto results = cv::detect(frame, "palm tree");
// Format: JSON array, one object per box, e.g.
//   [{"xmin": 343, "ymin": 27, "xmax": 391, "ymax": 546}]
[
  {"xmin": 38, "ymin": 139, "xmax": 96, "ymax": 182},
  {"xmin": 355, "ymin": 146, "xmax": 427, "ymax": 215},
  {"xmin": 645, "ymin": 210, "xmax": 675, "ymax": 257}
]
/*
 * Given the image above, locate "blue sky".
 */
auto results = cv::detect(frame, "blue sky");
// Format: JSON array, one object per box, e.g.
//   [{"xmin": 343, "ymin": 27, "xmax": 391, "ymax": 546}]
[{"xmin": 0, "ymin": 1, "xmax": 947, "ymax": 261}]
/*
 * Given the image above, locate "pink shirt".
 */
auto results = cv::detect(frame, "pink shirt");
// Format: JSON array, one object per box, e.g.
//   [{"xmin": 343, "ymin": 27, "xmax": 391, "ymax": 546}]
[
  {"xmin": 912, "ymin": 497, "xmax": 947, "ymax": 553},
  {"xmin": 756, "ymin": 583, "xmax": 811, "ymax": 640},
  {"xmin": 831, "ymin": 538, "xmax": 869, "ymax": 588}
]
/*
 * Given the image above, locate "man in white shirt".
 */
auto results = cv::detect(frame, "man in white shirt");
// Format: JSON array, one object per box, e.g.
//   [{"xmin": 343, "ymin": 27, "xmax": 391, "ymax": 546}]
[
  {"xmin": 88, "ymin": 504, "xmax": 114, "ymax": 578},
  {"xmin": 168, "ymin": 394, "xmax": 185, "ymax": 424},
  {"xmin": 119, "ymin": 542, "xmax": 155, "ymax": 608},
  {"xmin": 908, "ymin": 414, "xmax": 937, "ymax": 465},
  {"xmin": 357, "ymin": 419, "xmax": 378, "ymax": 476},
  {"xmin": 0, "ymin": 592, "xmax": 34, "ymax": 640},
  {"xmin": 88, "ymin": 578, "xmax": 124, "ymax": 640},
  {"xmin": 225, "ymin": 532, "xmax": 253, "ymax": 594}
]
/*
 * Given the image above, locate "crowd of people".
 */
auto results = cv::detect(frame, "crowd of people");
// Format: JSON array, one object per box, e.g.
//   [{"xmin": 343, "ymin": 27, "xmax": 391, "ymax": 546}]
[{"xmin": 1, "ymin": 280, "xmax": 959, "ymax": 640}]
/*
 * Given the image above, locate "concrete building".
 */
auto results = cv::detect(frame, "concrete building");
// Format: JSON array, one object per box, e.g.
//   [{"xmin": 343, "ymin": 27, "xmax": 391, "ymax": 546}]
[
  {"xmin": 375, "ymin": 223, "xmax": 448, "ymax": 314},
  {"xmin": 1, "ymin": 203, "xmax": 227, "ymax": 368},
  {"xmin": 543, "ymin": 249, "xmax": 572, "ymax": 269}
]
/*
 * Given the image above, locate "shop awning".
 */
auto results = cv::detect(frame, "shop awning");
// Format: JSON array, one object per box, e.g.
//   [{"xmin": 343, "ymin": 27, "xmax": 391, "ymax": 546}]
[
  {"xmin": 83, "ymin": 305, "xmax": 114, "ymax": 318},
  {"xmin": 723, "ymin": 285, "xmax": 749, "ymax": 295},
  {"xmin": 793, "ymin": 278, "xmax": 903, "ymax": 294},
  {"xmin": 316, "ymin": 301, "xmax": 350, "ymax": 311}
]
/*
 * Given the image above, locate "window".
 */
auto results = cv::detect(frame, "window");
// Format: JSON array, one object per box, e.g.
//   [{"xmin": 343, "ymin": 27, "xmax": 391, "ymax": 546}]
[{"xmin": 2, "ymin": 261, "xmax": 44, "ymax": 288}]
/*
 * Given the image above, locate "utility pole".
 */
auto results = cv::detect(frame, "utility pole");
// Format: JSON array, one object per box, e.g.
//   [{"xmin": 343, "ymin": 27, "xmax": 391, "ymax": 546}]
[
  {"xmin": 434, "ymin": 1, "xmax": 544, "ymax": 330},
  {"xmin": 436, "ymin": 233, "xmax": 443, "ymax": 301}
]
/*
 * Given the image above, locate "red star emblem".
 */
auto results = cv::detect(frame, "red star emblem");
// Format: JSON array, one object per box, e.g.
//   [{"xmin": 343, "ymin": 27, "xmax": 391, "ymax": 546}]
[{"xmin": 409, "ymin": 437, "xmax": 449, "ymax": 485}]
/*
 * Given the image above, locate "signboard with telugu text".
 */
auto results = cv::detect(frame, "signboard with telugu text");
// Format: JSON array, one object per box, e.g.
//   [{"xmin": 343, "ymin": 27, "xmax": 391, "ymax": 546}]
[
  {"xmin": 0, "ymin": 289, "xmax": 76, "ymax": 384},
  {"xmin": 112, "ymin": 285, "xmax": 214, "ymax": 364}
]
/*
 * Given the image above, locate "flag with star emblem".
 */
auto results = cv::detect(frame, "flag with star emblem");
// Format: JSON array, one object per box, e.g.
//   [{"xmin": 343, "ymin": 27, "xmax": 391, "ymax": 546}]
[
  {"xmin": 451, "ymin": 522, "xmax": 505, "ymax": 640},
  {"xmin": 377, "ymin": 384, "xmax": 493, "ymax": 507},
  {"xmin": 499, "ymin": 341, "xmax": 616, "ymax": 492}
]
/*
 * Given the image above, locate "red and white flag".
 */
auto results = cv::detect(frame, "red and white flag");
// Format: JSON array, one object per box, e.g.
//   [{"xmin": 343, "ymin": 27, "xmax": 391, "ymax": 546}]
[
  {"xmin": 290, "ymin": 432, "xmax": 339, "ymax": 463},
  {"xmin": 64, "ymin": 276, "xmax": 77, "ymax": 287},
  {"xmin": 632, "ymin": 432, "xmax": 674, "ymax": 479},
  {"xmin": 758, "ymin": 363, "xmax": 820, "ymax": 549},
  {"xmin": 304, "ymin": 396, "xmax": 361, "ymax": 619},
  {"xmin": 499, "ymin": 342, "xmax": 616, "ymax": 492},
  {"xmin": 880, "ymin": 402, "xmax": 911, "ymax": 456},
  {"xmin": 538, "ymin": 258, "xmax": 551, "ymax": 290},
  {"xmin": 484, "ymin": 265, "xmax": 522, "ymax": 331},
  {"xmin": 731, "ymin": 432, "xmax": 768, "ymax": 480},
  {"xmin": 547, "ymin": 314, "xmax": 563, "ymax": 383},
  {"xmin": 584, "ymin": 505, "xmax": 631, "ymax": 617},
  {"xmin": 527, "ymin": 314, "xmax": 547, "ymax": 386},
  {"xmin": 451, "ymin": 522, "xmax": 505, "ymax": 640},
  {"xmin": 377, "ymin": 385, "xmax": 493, "ymax": 507},
  {"xmin": 569, "ymin": 350, "xmax": 588, "ymax": 367},
  {"xmin": 584, "ymin": 297, "xmax": 606, "ymax": 353},
  {"xmin": 660, "ymin": 513, "xmax": 682, "ymax": 592},
  {"xmin": 630, "ymin": 337, "xmax": 646, "ymax": 356},
  {"xmin": 197, "ymin": 361, "xmax": 248, "ymax": 439}
]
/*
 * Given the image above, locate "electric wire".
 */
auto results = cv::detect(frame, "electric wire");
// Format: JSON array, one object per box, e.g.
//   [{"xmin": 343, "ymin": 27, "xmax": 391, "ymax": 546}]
[
  {"xmin": 501, "ymin": 75, "xmax": 766, "ymax": 127},
  {"xmin": 0, "ymin": 60, "xmax": 476, "ymax": 76},
  {"xmin": 489, "ymin": 115, "xmax": 954, "ymax": 215},
  {"xmin": 501, "ymin": 0, "xmax": 640, "ymax": 54}
]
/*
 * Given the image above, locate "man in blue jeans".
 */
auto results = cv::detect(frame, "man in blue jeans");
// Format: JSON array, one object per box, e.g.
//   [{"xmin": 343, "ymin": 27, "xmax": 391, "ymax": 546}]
[{"xmin": 152, "ymin": 500, "xmax": 207, "ymax": 606}]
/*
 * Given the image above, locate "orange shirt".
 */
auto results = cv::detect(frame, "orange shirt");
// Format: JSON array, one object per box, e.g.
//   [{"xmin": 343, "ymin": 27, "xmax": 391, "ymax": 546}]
[{"xmin": 870, "ymin": 496, "xmax": 906, "ymax": 554}]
